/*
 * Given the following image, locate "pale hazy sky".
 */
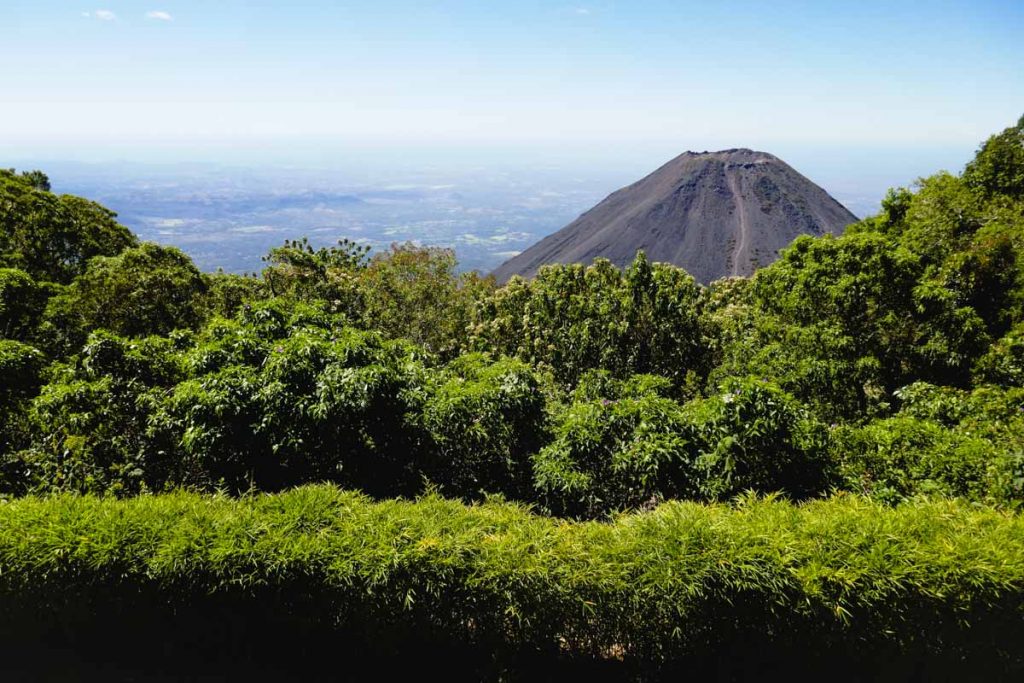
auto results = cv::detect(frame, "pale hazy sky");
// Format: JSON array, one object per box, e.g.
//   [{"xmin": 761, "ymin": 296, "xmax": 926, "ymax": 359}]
[{"xmin": 2, "ymin": 1, "xmax": 1023, "ymax": 160}]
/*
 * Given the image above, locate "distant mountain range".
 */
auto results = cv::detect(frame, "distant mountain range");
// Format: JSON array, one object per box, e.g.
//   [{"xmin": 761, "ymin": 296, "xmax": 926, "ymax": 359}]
[{"xmin": 493, "ymin": 149, "xmax": 858, "ymax": 284}]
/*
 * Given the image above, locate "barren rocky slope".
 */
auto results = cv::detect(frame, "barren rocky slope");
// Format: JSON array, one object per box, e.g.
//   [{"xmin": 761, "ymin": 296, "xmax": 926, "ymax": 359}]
[{"xmin": 493, "ymin": 149, "xmax": 858, "ymax": 284}]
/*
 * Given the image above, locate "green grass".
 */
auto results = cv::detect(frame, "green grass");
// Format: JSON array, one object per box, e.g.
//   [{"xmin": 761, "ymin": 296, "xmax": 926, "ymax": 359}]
[{"xmin": 0, "ymin": 486, "xmax": 1022, "ymax": 680}]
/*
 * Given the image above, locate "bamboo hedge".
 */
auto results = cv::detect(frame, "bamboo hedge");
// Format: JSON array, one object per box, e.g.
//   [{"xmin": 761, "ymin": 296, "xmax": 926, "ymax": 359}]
[{"xmin": 0, "ymin": 486, "xmax": 1022, "ymax": 680}]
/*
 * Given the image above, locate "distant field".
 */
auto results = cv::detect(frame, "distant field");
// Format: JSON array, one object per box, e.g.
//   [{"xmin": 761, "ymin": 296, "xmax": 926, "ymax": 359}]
[{"xmin": 36, "ymin": 161, "xmax": 623, "ymax": 275}]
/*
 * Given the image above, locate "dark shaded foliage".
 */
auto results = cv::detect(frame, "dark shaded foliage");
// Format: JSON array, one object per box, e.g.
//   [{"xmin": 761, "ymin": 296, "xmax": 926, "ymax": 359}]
[{"xmin": 0, "ymin": 489, "xmax": 1022, "ymax": 681}]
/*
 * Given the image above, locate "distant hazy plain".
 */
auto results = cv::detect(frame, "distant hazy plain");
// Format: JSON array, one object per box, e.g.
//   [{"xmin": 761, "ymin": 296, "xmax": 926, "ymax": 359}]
[{"xmin": 11, "ymin": 142, "xmax": 978, "ymax": 275}]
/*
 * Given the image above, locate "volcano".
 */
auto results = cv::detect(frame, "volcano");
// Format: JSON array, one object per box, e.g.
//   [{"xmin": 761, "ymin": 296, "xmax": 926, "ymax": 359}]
[{"xmin": 492, "ymin": 149, "xmax": 857, "ymax": 284}]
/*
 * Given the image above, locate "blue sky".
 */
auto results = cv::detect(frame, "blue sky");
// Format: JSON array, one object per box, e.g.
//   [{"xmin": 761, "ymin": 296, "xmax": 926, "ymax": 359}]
[{"xmin": 2, "ymin": 1, "xmax": 1023, "ymax": 162}]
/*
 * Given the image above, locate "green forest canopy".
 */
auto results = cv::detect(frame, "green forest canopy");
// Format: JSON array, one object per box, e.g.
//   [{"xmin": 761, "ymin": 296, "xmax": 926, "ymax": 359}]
[{"xmin": 1, "ymin": 116, "xmax": 1023, "ymax": 517}]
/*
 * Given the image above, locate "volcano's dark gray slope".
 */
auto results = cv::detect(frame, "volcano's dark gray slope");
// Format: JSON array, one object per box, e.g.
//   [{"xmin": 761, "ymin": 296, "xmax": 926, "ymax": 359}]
[{"xmin": 492, "ymin": 149, "xmax": 858, "ymax": 284}]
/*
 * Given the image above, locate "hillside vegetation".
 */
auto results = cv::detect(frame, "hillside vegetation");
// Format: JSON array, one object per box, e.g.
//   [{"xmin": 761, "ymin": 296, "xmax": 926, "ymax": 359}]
[
  {"xmin": 3, "ymin": 117, "xmax": 1024, "ymax": 513},
  {"xmin": 1, "ymin": 117, "xmax": 1023, "ymax": 678}
]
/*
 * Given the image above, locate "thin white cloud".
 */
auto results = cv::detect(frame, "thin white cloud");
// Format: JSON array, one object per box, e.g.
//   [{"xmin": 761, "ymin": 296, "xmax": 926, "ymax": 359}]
[
  {"xmin": 575, "ymin": 7, "xmax": 591, "ymax": 15},
  {"xmin": 146, "ymin": 10, "xmax": 173, "ymax": 21},
  {"xmin": 91, "ymin": 9, "xmax": 117, "ymax": 21}
]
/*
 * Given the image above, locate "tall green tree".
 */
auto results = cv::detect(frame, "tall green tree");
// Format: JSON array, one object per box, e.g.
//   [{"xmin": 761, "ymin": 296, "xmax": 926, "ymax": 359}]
[
  {"xmin": 40, "ymin": 243, "xmax": 208, "ymax": 354},
  {"xmin": 963, "ymin": 115, "xmax": 1024, "ymax": 199},
  {"xmin": 261, "ymin": 237, "xmax": 369, "ymax": 316},
  {"xmin": 472, "ymin": 253, "xmax": 708, "ymax": 390},
  {"xmin": 360, "ymin": 243, "xmax": 494, "ymax": 358},
  {"xmin": 0, "ymin": 170, "xmax": 136, "ymax": 284}
]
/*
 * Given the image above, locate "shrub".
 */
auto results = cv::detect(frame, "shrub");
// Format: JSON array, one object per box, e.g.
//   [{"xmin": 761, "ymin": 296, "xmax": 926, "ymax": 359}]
[
  {"xmin": 418, "ymin": 354, "xmax": 547, "ymax": 499},
  {"xmin": 0, "ymin": 340, "xmax": 46, "ymax": 493},
  {"xmin": 0, "ymin": 339, "xmax": 45, "ymax": 406},
  {"xmin": 975, "ymin": 322, "xmax": 1024, "ymax": 386},
  {"xmin": 472, "ymin": 254, "xmax": 708, "ymax": 390},
  {"xmin": 0, "ymin": 268, "xmax": 46, "ymax": 341},
  {"xmin": 533, "ymin": 375, "xmax": 698, "ymax": 517},
  {"xmin": 150, "ymin": 324, "xmax": 428, "ymax": 494},
  {"xmin": 0, "ymin": 488, "xmax": 1022, "ymax": 680},
  {"xmin": 20, "ymin": 332, "xmax": 179, "ymax": 495},
  {"xmin": 834, "ymin": 416, "xmax": 991, "ymax": 504},
  {"xmin": 685, "ymin": 376, "xmax": 832, "ymax": 500},
  {"xmin": 837, "ymin": 383, "xmax": 1024, "ymax": 507}
]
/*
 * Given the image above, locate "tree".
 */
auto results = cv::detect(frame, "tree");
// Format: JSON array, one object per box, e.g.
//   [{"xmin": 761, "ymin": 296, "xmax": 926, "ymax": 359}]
[
  {"xmin": 18, "ymin": 170, "xmax": 50, "ymax": 192},
  {"xmin": 0, "ymin": 268, "xmax": 47, "ymax": 341},
  {"xmin": 204, "ymin": 271, "xmax": 269, "ymax": 319},
  {"xmin": 719, "ymin": 232, "xmax": 991, "ymax": 417},
  {"xmin": 0, "ymin": 340, "xmax": 46, "ymax": 493},
  {"xmin": 0, "ymin": 170, "xmax": 136, "ymax": 284},
  {"xmin": 963, "ymin": 114, "xmax": 1024, "ymax": 199},
  {"xmin": 40, "ymin": 243, "xmax": 208, "ymax": 354},
  {"xmin": 360, "ymin": 243, "xmax": 495, "ymax": 358},
  {"xmin": 261, "ymin": 237, "xmax": 369, "ymax": 317},
  {"xmin": 471, "ymin": 252, "xmax": 707, "ymax": 390}
]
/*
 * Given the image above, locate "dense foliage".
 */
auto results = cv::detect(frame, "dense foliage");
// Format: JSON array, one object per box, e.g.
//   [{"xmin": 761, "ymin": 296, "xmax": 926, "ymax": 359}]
[
  {"xmin": 2, "ymin": 116, "xmax": 1024, "ymax": 677},
  {"xmin": 1, "ymin": 116, "xmax": 1023, "ymax": 518},
  {"xmin": 0, "ymin": 486, "xmax": 1022, "ymax": 680}
]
